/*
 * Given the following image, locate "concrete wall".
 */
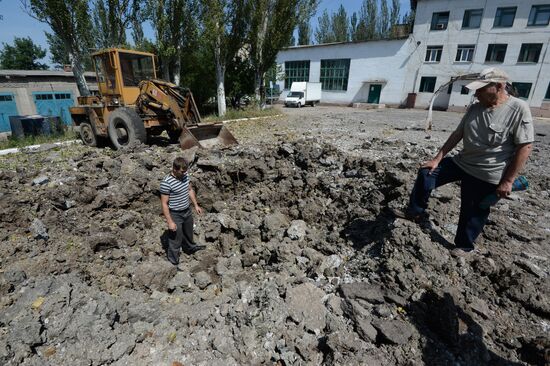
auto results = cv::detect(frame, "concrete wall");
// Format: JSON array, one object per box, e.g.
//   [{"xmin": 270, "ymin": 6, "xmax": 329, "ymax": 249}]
[
  {"xmin": 0, "ymin": 76, "xmax": 98, "ymax": 116},
  {"xmin": 276, "ymin": 39, "xmax": 415, "ymax": 106},
  {"xmin": 411, "ymin": 0, "xmax": 550, "ymax": 110}
]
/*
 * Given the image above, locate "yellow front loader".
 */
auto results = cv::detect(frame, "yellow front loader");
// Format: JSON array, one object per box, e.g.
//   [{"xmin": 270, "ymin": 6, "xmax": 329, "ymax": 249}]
[{"xmin": 70, "ymin": 48, "xmax": 237, "ymax": 150}]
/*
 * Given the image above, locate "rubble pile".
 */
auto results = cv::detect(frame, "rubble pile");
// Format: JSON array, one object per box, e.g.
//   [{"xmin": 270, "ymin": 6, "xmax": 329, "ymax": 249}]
[{"xmin": 0, "ymin": 139, "xmax": 548, "ymax": 365}]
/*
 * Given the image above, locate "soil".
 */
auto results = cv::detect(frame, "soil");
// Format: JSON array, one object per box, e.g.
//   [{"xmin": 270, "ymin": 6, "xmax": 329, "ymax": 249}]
[{"xmin": 0, "ymin": 105, "xmax": 549, "ymax": 365}]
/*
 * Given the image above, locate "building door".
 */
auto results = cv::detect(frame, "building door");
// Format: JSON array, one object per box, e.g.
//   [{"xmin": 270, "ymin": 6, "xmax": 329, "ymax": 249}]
[
  {"xmin": 32, "ymin": 91, "xmax": 75, "ymax": 125},
  {"xmin": 0, "ymin": 93, "xmax": 18, "ymax": 133},
  {"xmin": 367, "ymin": 84, "xmax": 382, "ymax": 104}
]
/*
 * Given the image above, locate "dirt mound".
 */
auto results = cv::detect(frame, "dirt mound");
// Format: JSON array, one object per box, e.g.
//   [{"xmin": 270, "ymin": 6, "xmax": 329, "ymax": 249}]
[{"xmin": 0, "ymin": 139, "xmax": 548, "ymax": 365}]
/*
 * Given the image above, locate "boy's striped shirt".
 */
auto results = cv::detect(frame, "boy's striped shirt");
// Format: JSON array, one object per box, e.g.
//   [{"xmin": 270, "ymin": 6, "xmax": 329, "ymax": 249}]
[{"xmin": 160, "ymin": 173, "xmax": 190, "ymax": 211}]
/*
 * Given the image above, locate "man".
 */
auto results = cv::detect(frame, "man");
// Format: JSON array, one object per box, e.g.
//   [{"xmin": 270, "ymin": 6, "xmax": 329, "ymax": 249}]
[
  {"xmin": 160, "ymin": 157, "xmax": 205, "ymax": 266},
  {"xmin": 394, "ymin": 68, "xmax": 534, "ymax": 256}
]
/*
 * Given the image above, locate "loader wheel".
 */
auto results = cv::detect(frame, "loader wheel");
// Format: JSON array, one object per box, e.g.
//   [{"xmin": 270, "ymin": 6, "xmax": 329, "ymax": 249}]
[
  {"xmin": 79, "ymin": 122, "xmax": 97, "ymax": 147},
  {"xmin": 297, "ymin": 102, "xmax": 301, "ymax": 108},
  {"xmin": 107, "ymin": 108, "xmax": 147, "ymax": 149}
]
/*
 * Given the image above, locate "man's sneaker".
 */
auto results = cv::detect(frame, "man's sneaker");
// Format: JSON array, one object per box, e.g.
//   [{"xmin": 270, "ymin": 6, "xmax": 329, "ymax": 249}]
[
  {"xmin": 389, "ymin": 208, "xmax": 427, "ymax": 223},
  {"xmin": 450, "ymin": 247, "xmax": 476, "ymax": 257}
]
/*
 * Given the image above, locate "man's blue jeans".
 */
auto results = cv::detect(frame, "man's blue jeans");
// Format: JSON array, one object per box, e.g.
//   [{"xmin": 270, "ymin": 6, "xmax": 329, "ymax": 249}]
[{"xmin": 407, "ymin": 157, "xmax": 497, "ymax": 249}]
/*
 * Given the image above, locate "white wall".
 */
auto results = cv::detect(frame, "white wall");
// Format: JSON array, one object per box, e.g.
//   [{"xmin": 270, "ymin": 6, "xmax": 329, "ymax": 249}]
[
  {"xmin": 276, "ymin": 39, "xmax": 415, "ymax": 105},
  {"xmin": 412, "ymin": 0, "xmax": 550, "ymax": 109}
]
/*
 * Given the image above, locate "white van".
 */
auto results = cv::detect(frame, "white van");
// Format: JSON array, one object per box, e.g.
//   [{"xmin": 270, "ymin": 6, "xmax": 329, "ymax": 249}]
[{"xmin": 284, "ymin": 82, "xmax": 321, "ymax": 108}]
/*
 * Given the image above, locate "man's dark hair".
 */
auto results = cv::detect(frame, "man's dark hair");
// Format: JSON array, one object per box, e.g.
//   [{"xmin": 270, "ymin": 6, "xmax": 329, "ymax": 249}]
[{"xmin": 173, "ymin": 157, "xmax": 188, "ymax": 171}]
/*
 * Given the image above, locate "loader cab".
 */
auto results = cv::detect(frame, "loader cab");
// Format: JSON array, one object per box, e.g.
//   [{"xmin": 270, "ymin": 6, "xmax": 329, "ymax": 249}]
[{"xmin": 92, "ymin": 49, "xmax": 156, "ymax": 106}]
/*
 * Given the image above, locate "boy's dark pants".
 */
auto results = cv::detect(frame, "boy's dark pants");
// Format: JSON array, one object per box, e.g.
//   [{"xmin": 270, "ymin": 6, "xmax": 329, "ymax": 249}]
[
  {"xmin": 167, "ymin": 207, "xmax": 194, "ymax": 265},
  {"xmin": 407, "ymin": 157, "xmax": 497, "ymax": 249}
]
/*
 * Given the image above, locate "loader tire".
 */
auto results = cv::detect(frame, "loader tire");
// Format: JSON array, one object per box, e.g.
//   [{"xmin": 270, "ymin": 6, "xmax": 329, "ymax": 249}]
[
  {"xmin": 108, "ymin": 108, "xmax": 147, "ymax": 149},
  {"xmin": 79, "ymin": 122, "xmax": 97, "ymax": 147}
]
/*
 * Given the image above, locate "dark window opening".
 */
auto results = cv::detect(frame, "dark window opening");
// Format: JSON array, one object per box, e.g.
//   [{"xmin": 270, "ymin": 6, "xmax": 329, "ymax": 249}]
[
  {"xmin": 431, "ymin": 11, "xmax": 450, "ymax": 30},
  {"xmin": 320, "ymin": 59, "xmax": 350, "ymax": 91},
  {"xmin": 545, "ymin": 83, "xmax": 550, "ymax": 100},
  {"xmin": 0, "ymin": 95, "xmax": 13, "ymax": 102},
  {"xmin": 486, "ymin": 44, "xmax": 507, "ymax": 63},
  {"xmin": 461, "ymin": 86, "xmax": 469, "ymax": 95},
  {"xmin": 518, "ymin": 43, "xmax": 543, "ymax": 63},
  {"xmin": 119, "ymin": 52, "xmax": 155, "ymax": 87},
  {"xmin": 494, "ymin": 7, "xmax": 516, "ymax": 27},
  {"xmin": 512, "ymin": 82, "xmax": 532, "ymax": 99},
  {"xmin": 463, "ymin": 9, "xmax": 483, "ymax": 28},
  {"xmin": 419, "ymin": 77, "xmax": 437, "ymax": 93},
  {"xmin": 528, "ymin": 5, "xmax": 550, "ymax": 26}
]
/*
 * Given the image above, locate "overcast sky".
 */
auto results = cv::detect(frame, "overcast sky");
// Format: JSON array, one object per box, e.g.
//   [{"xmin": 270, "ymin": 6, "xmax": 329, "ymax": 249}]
[{"xmin": 0, "ymin": 0, "xmax": 411, "ymax": 65}]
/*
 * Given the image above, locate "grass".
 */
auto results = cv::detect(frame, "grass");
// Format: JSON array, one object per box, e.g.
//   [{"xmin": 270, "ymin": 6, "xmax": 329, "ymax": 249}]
[
  {"xmin": 0, "ymin": 130, "xmax": 79, "ymax": 150},
  {"xmin": 202, "ymin": 106, "xmax": 282, "ymax": 123}
]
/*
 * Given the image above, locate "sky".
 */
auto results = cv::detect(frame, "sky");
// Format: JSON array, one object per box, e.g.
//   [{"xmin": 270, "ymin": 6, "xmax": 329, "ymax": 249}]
[{"xmin": 0, "ymin": 0, "xmax": 411, "ymax": 66}]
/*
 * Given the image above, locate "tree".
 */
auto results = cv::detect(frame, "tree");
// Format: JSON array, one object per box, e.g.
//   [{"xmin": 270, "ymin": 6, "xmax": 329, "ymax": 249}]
[
  {"xmin": 0, "ymin": 37, "xmax": 48, "ymax": 70},
  {"xmin": 23, "ymin": 0, "xmax": 94, "ymax": 96},
  {"xmin": 296, "ymin": 0, "xmax": 319, "ymax": 46},
  {"xmin": 350, "ymin": 12, "xmax": 360, "ymax": 41},
  {"xmin": 315, "ymin": 9, "xmax": 334, "ymax": 44},
  {"xmin": 331, "ymin": 5, "xmax": 349, "ymax": 42},
  {"xmin": 365, "ymin": 0, "xmax": 378, "ymax": 40},
  {"xmin": 378, "ymin": 0, "xmax": 390, "ymax": 38},
  {"xmin": 92, "ymin": 0, "xmax": 135, "ymax": 49},
  {"xmin": 249, "ymin": 0, "xmax": 302, "ymax": 103},
  {"xmin": 390, "ymin": 0, "xmax": 401, "ymax": 36}
]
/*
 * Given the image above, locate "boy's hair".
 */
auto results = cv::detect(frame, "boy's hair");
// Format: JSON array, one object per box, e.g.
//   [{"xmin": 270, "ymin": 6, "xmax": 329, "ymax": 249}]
[{"xmin": 173, "ymin": 157, "xmax": 188, "ymax": 171}]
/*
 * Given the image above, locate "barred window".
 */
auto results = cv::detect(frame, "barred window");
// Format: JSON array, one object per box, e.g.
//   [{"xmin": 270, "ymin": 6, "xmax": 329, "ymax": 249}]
[
  {"xmin": 35, "ymin": 94, "xmax": 53, "ymax": 100},
  {"xmin": 0, "ymin": 95, "xmax": 13, "ymax": 102},
  {"xmin": 284, "ymin": 60, "xmax": 310, "ymax": 90},
  {"xmin": 55, "ymin": 93, "xmax": 72, "ymax": 100},
  {"xmin": 320, "ymin": 59, "xmax": 350, "ymax": 91}
]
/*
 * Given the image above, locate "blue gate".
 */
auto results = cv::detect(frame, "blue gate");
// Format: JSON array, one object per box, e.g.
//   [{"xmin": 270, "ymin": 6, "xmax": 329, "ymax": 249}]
[
  {"xmin": 33, "ymin": 91, "xmax": 75, "ymax": 125},
  {"xmin": 0, "ymin": 93, "xmax": 19, "ymax": 133}
]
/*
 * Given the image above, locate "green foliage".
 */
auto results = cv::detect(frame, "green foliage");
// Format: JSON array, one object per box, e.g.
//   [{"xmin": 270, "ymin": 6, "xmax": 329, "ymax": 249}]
[
  {"xmin": 24, "ymin": 0, "xmax": 94, "ymax": 95},
  {"xmin": 0, "ymin": 129, "xmax": 78, "ymax": 150},
  {"xmin": 331, "ymin": 5, "xmax": 349, "ymax": 42},
  {"xmin": 92, "ymin": 0, "xmax": 135, "ymax": 49},
  {"xmin": 349, "ymin": 0, "xmax": 404, "ymax": 41},
  {"xmin": 0, "ymin": 37, "xmax": 48, "ymax": 70},
  {"xmin": 296, "ymin": 0, "xmax": 319, "ymax": 45},
  {"xmin": 378, "ymin": 0, "xmax": 390, "ymax": 38},
  {"xmin": 202, "ymin": 105, "xmax": 280, "ymax": 123},
  {"xmin": 315, "ymin": 9, "xmax": 334, "ymax": 44}
]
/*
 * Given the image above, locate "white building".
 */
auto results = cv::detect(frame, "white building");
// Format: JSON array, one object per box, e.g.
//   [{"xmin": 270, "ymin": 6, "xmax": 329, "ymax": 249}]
[
  {"xmin": 276, "ymin": 0, "xmax": 550, "ymax": 117},
  {"xmin": 411, "ymin": 0, "xmax": 550, "ymax": 116}
]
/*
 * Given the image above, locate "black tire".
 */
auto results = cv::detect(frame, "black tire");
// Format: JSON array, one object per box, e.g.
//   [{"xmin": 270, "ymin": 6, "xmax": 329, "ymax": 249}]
[
  {"xmin": 297, "ymin": 102, "xmax": 301, "ymax": 108},
  {"xmin": 79, "ymin": 122, "xmax": 97, "ymax": 147},
  {"xmin": 311, "ymin": 101, "xmax": 316, "ymax": 107},
  {"xmin": 107, "ymin": 108, "xmax": 147, "ymax": 149}
]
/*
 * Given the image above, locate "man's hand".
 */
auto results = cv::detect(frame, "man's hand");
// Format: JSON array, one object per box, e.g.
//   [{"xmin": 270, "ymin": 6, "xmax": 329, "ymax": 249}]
[
  {"xmin": 496, "ymin": 180, "xmax": 513, "ymax": 198},
  {"xmin": 194, "ymin": 205, "xmax": 203, "ymax": 215},
  {"xmin": 168, "ymin": 221, "xmax": 177, "ymax": 231},
  {"xmin": 421, "ymin": 157, "xmax": 441, "ymax": 173}
]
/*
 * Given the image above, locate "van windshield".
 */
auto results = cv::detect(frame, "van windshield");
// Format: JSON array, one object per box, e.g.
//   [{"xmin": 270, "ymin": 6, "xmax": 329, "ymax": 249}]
[{"xmin": 288, "ymin": 91, "xmax": 304, "ymax": 98}]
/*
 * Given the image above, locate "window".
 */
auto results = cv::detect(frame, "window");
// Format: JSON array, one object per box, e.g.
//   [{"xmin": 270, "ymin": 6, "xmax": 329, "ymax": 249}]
[
  {"xmin": 518, "ymin": 44, "xmax": 543, "ymax": 63},
  {"xmin": 485, "ymin": 44, "xmax": 507, "ymax": 63},
  {"xmin": 419, "ymin": 77, "xmax": 436, "ymax": 93},
  {"xmin": 119, "ymin": 52, "xmax": 155, "ymax": 87},
  {"xmin": 0, "ymin": 95, "xmax": 13, "ymax": 102},
  {"xmin": 425, "ymin": 46, "xmax": 443, "ymax": 62},
  {"xmin": 55, "ymin": 93, "xmax": 71, "ymax": 100},
  {"xmin": 431, "ymin": 11, "xmax": 450, "ymax": 30},
  {"xmin": 528, "ymin": 5, "xmax": 550, "ymax": 26},
  {"xmin": 545, "ymin": 83, "xmax": 550, "ymax": 99},
  {"xmin": 320, "ymin": 59, "xmax": 350, "ymax": 91},
  {"xmin": 456, "ymin": 45, "xmax": 475, "ymax": 62},
  {"xmin": 461, "ymin": 86, "xmax": 469, "ymax": 95},
  {"xmin": 512, "ymin": 82, "xmax": 532, "ymax": 99},
  {"xmin": 284, "ymin": 60, "xmax": 310, "ymax": 89},
  {"xmin": 463, "ymin": 9, "xmax": 483, "ymax": 28},
  {"xmin": 494, "ymin": 7, "xmax": 516, "ymax": 27},
  {"xmin": 35, "ymin": 94, "xmax": 53, "ymax": 100}
]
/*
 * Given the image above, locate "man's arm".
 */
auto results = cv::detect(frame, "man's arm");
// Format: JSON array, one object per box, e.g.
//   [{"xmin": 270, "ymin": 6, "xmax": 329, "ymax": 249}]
[
  {"xmin": 422, "ymin": 128, "xmax": 464, "ymax": 172},
  {"xmin": 496, "ymin": 143, "xmax": 533, "ymax": 198},
  {"xmin": 161, "ymin": 194, "xmax": 177, "ymax": 231},
  {"xmin": 189, "ymin": 183, "xmax": 203, "ymax": 215}
]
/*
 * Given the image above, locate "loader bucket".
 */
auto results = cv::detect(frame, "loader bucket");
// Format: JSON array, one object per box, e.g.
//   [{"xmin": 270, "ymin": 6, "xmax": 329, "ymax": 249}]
[{"xmin": 179, "ymin": 123, "xmax": 238, "ymax": 150}]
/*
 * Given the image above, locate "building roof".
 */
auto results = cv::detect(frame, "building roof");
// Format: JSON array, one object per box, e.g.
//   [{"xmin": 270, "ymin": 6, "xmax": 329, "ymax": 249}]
[
  {"xmin": 282, "ymin": 35, "xmax": 409, "ymax": 50},
  {"xmin": 0, "ymin": 70, "xmax": 96, "ymax": 78}
]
